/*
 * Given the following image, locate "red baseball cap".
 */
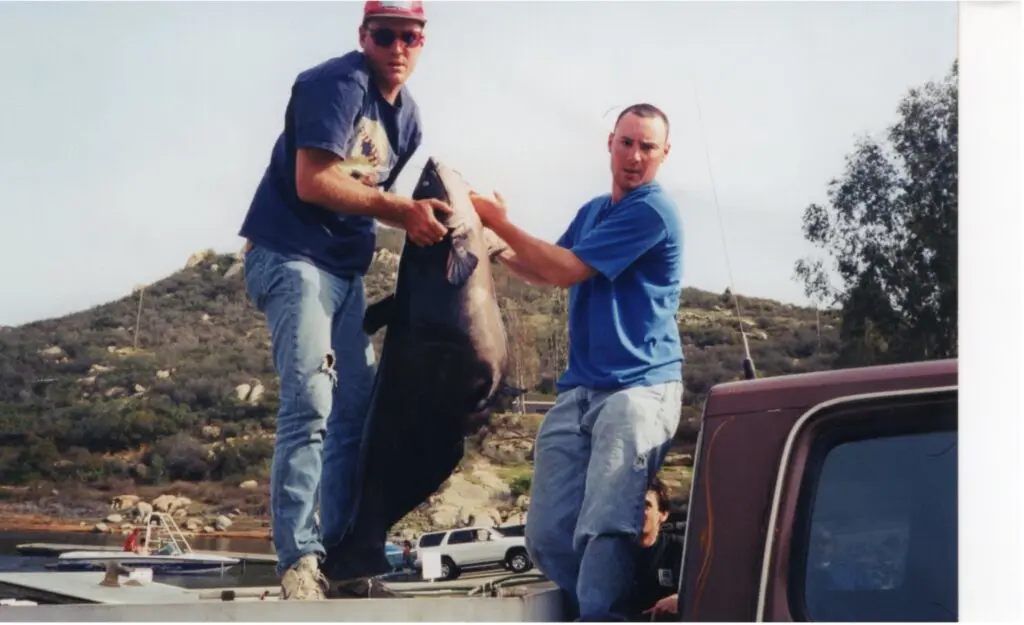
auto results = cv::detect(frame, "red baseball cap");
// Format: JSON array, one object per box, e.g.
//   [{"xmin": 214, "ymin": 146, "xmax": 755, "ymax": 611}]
[{"xmin": 363, "ymin": 1, "xmax": 427, "ymax": 24}]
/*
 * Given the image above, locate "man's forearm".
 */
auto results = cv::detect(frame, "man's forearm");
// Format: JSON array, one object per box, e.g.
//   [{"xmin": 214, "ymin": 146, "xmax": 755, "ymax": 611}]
[
  {"xmin": 497, "ymin": 252, "xmax": 554, "ymax": 286},
  {"xmin": 303, "ymin": 170, "xmax": 410, "ymax": 222},
  {"xmin": 296, "ymin": 150, "xmax": 412, "ymax": 223},
  {"xmin": 488, "ymin": 219, "xmax": 593, "ymax": 288}
]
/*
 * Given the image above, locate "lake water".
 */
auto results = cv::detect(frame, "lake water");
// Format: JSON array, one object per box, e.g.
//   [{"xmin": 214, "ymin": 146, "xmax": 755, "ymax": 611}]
[{"xmin": 0, "ymin": 530, "xmax": 280, "ymax": 590}]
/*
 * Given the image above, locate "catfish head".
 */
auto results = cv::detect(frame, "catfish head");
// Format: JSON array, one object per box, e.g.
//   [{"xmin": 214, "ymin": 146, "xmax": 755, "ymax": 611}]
[{"xmin": 405, "ymin": 158, "xmax": 507, "ymax": 287}]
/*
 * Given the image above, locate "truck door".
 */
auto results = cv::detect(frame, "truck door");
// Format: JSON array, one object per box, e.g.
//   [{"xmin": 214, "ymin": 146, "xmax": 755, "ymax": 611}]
[{"xmin": 756, "ymin": 386, "xmax": 957, "ymax": 622}]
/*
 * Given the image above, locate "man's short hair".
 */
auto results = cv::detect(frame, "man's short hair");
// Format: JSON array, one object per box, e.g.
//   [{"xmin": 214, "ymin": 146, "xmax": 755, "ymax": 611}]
[
  {"xmin": 614, "ymin": 103, "xmax": 670, "ymax": 140},
  {"xmin": 648, "ymin": 475, "xmax": 671, "ymax": 512}
]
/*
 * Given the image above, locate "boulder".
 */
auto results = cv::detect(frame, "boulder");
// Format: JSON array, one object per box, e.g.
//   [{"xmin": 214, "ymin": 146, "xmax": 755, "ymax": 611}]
[
  {"xmin": 481, "ymin": 438, "xmax": 534, "ymax": 464},
  {"xmin": 504, "ymin": 513, "xmax": 526, "ymax": 526},
  {"xmin": 463, "ymin": 507, "xmax": 502, "ymax": 528},
  {"xmin": 429, "ymin": 505, "xmax": 461, "ymax": 528},
  {"xmin": 469, "ymin": 469, "xmax": 511, "ymax": 498},
  {"xmin": 152, "ymin": 494, "xmax": 177, "ymax": 512},
  {"xmin": 135, "ymin": 502, "xmax": 153, "ymax": 519},
  {"xmin": 110, "ymin": 495, "xmax": 140, "ymax": 511}
]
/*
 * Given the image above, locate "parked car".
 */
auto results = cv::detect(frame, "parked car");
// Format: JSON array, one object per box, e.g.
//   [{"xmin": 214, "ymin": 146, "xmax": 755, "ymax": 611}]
[
  {"xmin": 384, "ymin": 542, "xmax": 411, "ymax": 572},
  {"xmin": 415, "ymin": 525, "xmax": 533, "ymax": 581}
]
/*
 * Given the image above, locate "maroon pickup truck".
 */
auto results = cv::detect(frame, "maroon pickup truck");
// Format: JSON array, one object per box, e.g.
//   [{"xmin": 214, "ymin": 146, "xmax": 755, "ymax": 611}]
[{"xmin": 676, "ymin": 358, "xmax": 957, "ymax": 622}]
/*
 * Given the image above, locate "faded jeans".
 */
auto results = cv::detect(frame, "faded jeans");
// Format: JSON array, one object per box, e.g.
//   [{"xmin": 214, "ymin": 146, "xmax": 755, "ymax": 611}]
[
  {"xmin": 243, "ymin": 244, "xmax": 377, "ymax": 576},
  {"xmin": 525, "ymin": 381, "xmax": 683, "ymax": 621}
]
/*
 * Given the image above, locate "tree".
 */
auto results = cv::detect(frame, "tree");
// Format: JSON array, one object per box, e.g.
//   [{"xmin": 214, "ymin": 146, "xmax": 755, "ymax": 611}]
[
  {"xmin": 795, "ymin": 61, "xmax": 958, "ymax": 366},
  {"xmin": 501, "ymin": 297, "xmax": 540, "ymax": 413}
]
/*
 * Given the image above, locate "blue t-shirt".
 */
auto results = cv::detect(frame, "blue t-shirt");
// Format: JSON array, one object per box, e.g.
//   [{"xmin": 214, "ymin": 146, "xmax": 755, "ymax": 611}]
[
  {"xmin": 555, "ymin": 182, "xmax": 685, "ymax": 392},
  {"xmin": 239, "ymin": 50, "xmax": 422, "ymax": 277}
]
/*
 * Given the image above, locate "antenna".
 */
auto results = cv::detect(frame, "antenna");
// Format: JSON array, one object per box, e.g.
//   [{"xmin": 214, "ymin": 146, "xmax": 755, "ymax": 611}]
[{"xmin": 689, "ymin": 82, "xmax": 758, "ymax": 380}]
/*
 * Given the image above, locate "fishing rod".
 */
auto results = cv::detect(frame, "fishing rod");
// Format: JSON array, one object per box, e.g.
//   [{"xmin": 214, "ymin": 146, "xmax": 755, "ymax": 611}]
[{"xmin": 686, "ymin": 83, "xmax": 758, "ymax": 381}]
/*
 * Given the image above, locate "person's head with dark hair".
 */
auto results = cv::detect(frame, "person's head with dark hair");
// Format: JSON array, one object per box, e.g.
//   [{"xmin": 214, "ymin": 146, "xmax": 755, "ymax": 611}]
[
  {"xmin": 613, "ymin": 103, "xmax": 671, "ymax": 141},
  {"xmin": 641, "ymin": 475, "xmax": 672, "ymax": 547},
  {"xmin": 607, "ymin": 103, "xmax": 671, "ymax": 203},
  {"xmin": 648, "ymin": 476, "xmax": 671, "ymax": 513}
]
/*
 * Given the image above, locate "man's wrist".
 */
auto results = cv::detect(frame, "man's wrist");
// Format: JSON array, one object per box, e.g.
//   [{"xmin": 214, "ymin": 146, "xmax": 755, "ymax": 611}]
[{"xmin": 374, "ymin": 190, "xmax": 414, "ymax": 224}]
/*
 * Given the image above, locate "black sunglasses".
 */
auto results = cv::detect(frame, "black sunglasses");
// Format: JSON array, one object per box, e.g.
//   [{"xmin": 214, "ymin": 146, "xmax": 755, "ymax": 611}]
[{"xmin": 368, "ymin": 27, "xmax": 424, "ymax": 49}]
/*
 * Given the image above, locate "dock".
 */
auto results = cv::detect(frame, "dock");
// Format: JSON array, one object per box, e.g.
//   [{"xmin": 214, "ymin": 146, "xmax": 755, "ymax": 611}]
[
  {"xmin": 0, "ymin": 570, "xmax": 563, "ymax": 621},
  {"xmin": 0, "ymin": 572, "xmax": 208, "ymax": 606},
  {"xmin": 15, "ymin": 542, "xmax": 277, "ymax": 566}
]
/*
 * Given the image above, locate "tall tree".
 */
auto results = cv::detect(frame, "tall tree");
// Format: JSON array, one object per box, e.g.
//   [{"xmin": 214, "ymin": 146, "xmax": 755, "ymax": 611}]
[
  {"xmin": 795, "ymin": 61, "xmax": 958, "ymax": 366},
  {"xmin": 501, "ymin": 297, "xmax": 539, "ymax": 413}
]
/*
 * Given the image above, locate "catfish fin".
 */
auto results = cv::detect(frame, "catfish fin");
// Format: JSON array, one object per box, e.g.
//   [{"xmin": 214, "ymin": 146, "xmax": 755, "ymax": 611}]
[
  {"xmin": 363, "ymin": 294, "xmax": 396, "ymax": 335},
  {"xmin": 482, "ymin": 228, "xmax": 510, "ymax": 262},
  {"xmin": 446, "ymin": 234, "xmax": 479, "ymax": 286},
  {"xmin": 498, "ymin": 382, "xmax": 528, "ymax": 397}
]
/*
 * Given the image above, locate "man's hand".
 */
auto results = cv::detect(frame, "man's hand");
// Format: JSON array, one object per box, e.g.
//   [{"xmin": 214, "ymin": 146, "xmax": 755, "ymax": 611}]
[
  {"xmin": 642, "ymin": 594, "xmax": 679, "ymax": 619},
  {"xmin": 469, "ymin": 190, "xmax": 509, "ymax": 229},
  {"xmin": 401, "ymin": 198, "xmax": 452, "ymax": 247}
]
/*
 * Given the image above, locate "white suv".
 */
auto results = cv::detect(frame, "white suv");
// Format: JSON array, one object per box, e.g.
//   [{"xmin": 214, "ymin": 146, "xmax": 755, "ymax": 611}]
[{"xmin": 415, "ymin": 525, "xmax": 533, "ymax": 581}]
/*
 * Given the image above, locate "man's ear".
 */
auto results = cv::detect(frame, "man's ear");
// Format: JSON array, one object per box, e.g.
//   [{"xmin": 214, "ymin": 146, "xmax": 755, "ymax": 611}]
[{"xmin": 607, "ymin": 132, "xmax": 614, "ymax": 153}]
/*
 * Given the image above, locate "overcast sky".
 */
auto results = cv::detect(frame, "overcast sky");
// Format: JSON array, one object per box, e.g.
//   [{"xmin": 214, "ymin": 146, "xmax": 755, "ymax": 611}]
[{"xmin": 0, "ymin": 0, "xmax": 958, "ymax": 327}]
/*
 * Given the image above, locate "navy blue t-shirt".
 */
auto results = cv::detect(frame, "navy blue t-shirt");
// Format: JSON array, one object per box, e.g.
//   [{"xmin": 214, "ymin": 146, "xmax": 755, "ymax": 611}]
[
  {"xmin": 239, "ymin": 50, "xmax": 422, "ymax": 277},
  {"xmin": 555, "ymin": 182, "xmax": 685, "ymax": 392}
]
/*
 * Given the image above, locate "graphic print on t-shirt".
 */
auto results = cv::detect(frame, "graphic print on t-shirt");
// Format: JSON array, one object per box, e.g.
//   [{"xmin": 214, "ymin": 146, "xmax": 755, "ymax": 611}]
[
  {"xmin": 658, "ymin": 567, "xmax": 674, "ymax": 587},
  {"xmin": 335, "ymin": 116, "xmax": 392, "ymax": 188}
]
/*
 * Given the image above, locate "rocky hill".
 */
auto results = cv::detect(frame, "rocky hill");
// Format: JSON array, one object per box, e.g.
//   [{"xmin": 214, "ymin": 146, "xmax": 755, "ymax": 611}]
[{"xmin": 0, "ymin": 229, "xmax": 841, "ymax": 536}]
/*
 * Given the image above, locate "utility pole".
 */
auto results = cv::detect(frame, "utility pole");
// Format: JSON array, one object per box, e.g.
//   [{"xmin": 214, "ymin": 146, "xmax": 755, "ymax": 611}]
[{"xmin": 133, "ymin": 284, "xmax": 146, "ymax": 350}]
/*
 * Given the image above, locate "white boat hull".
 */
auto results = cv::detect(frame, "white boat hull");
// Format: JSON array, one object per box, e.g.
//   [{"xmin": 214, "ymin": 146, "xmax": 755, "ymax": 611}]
[{"xmin": 54, "ymin": 551, "xmax": 239, "ymax": 575}]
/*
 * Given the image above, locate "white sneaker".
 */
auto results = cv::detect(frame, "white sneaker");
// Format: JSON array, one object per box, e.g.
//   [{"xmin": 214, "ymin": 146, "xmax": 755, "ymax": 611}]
[{"xmin": 280, "ymin": 554, "xmax": 328, "ymax": 601}]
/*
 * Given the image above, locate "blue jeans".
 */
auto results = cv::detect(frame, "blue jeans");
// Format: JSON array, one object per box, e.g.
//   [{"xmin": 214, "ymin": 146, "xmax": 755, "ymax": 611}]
[
  {"xmin": 243, "ymin": 244, "xmax": 377, "ymax": 576},
  {"xmin": 524, "ymin": 381, "xmax": 683, "ymax": 621}
]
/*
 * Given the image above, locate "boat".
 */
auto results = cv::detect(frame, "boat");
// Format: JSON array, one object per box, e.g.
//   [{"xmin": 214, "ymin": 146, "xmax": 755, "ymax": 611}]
[{"xmin": 51, "ymin": 512, "xmax": 239, "ymax": 576}]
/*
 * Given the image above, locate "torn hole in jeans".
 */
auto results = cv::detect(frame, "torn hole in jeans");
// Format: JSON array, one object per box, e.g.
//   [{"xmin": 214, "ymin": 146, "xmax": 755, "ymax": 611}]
[{"xmin": 319, "ymin": 351, "xmax": 338, "ymax": 387}]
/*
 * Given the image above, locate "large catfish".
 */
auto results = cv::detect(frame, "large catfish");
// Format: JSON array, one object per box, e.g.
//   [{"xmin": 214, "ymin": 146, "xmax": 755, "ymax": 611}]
[{"xmin": 322, "ymin": 157, "xmax": 523, "ymax": 582}]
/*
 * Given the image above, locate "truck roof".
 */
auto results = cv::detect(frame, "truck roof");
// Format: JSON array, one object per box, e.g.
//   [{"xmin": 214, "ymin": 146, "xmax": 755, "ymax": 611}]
[{"xmin": 703, "ymin": 357, "xmax": 957, "ymax": 417}]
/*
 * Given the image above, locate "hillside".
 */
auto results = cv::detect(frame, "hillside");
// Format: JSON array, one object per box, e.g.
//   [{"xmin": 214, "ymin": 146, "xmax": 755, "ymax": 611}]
[{"xmin": 0, "ymin": 229, "xmax": 840, "ymax": 535}]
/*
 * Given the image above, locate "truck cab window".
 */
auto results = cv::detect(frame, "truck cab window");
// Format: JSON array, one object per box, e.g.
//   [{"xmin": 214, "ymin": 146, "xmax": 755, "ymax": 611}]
[{"xmin": 794, "ymin": 427, "xmax": 957, "ymax": 622}]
